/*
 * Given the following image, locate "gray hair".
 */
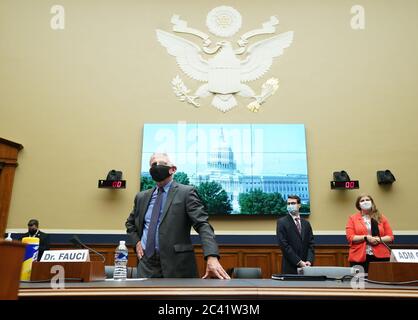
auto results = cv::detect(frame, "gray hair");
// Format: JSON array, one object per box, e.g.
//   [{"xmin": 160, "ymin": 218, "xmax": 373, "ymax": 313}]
[{"xmin": 149, "ymin": 152, "xmax": 174, "ymax": 166}]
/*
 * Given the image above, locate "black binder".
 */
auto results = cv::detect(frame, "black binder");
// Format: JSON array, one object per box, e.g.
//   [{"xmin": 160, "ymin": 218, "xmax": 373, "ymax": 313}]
[{"xmin": 271, "ymin": 274, "xmax": 327, "ymax": 281}]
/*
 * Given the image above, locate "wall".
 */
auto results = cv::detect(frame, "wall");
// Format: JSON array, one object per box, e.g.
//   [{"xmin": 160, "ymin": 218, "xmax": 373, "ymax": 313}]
[{"xmin": 1, "ymin": 0, "xmax": 418, "ymax": 236}]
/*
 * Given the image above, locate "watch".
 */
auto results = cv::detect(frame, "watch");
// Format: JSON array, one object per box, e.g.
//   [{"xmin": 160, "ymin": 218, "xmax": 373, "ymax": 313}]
[{"xmin": 364, "ymin": 236, "xmax": 368, "ymax": 242}]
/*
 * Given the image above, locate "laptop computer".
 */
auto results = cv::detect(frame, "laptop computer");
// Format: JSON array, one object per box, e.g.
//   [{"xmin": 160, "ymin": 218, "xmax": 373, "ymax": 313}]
[{"xmin": 271, "ymin": 274, "xmax": 327, "ymax": 281}]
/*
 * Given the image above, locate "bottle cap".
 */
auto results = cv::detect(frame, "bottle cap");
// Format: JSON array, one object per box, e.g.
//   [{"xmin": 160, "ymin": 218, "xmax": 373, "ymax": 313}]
[{"xmin": 119, "ymin": 240, "xmax": 125, "ymax": 245}]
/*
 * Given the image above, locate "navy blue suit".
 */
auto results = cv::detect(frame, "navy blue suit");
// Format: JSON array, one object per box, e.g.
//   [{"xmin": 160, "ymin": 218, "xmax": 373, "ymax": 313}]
[{"xmin": 277, "ymin": 214, "xmax": 315, "ymax": 274}]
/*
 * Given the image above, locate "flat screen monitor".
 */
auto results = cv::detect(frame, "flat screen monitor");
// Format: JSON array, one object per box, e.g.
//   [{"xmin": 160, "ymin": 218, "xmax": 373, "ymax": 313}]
[{"xmin": 141, "ymin": 123, "xmax": 310, "ymax": 215}]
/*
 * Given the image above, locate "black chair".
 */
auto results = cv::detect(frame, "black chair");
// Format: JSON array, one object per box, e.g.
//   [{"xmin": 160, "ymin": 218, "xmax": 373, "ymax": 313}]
[
  {"xmin": 105, "ymin": 266, "xmax": 114, "ymax": 279},
  {"xmin": 128, "ymin": 267, "xmax": 138, "ymax": 278},
  {"xmin": 105, "ymin": 266, "xmax": 138, "ymax": 278},
  {"xmin": 231, "ymin": 267, "xmax": 262, "ymax": 279}
]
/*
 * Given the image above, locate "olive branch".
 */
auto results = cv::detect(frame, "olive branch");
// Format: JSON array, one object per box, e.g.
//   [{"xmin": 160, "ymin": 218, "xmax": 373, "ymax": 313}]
[{"xmin": 171, "ymin": 75, "xmax": 200, "ymax": 107}]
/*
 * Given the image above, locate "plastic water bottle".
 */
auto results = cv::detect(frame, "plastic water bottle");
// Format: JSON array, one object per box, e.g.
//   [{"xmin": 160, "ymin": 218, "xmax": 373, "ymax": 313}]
[{"xmin": 113, "ymin": 240, "xmax": 128, "ymax": 280}]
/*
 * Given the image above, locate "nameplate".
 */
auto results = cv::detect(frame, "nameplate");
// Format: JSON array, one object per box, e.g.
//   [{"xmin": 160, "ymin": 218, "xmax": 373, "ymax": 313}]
[
  {"xmin": 40, "ymin": 250, "xmax": 90, "ymax": 262},
  {"xmin": 390, "ymin": 249, "xmax": 418, "ymax": 263}
]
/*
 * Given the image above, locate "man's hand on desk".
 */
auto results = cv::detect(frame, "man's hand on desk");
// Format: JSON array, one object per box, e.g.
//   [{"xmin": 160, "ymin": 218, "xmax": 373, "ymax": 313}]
[
  {"xmin": 298, "ymin": 261, "xmax": 312, "ymax": 268},
  {"xmin": 202, "ymin": 256, "xmax": 231, "ymax": 280}
]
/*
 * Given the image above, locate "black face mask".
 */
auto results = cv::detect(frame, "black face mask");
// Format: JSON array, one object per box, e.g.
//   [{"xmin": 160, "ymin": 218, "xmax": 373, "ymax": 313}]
[
  {"xmin": 149, "ymin": 165, "xmax": 172, "ymax": 182},
  {"xmin": 28, "ymin": 228, "xmax": 37, "ymax": 236}
]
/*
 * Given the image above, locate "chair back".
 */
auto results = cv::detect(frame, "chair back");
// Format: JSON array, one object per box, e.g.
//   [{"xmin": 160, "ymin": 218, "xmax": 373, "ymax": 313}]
[{"xmin": 232, "ymin": 267, "xmax": 262, "ymax": 279}]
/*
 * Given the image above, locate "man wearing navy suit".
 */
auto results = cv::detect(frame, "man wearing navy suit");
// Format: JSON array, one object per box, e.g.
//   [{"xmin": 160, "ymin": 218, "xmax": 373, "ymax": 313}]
[
  {"xmin": 277, "ymin": 195, "xmax": 315, "ymax": 274},
  {"xmin": 19, "ymin": 219, "xmax": 50, "ymax": 261}
]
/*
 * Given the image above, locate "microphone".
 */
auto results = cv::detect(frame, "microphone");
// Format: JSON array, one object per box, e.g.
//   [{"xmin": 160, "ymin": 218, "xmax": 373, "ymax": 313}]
[
  {"xmin": 371, "ymin": 218, "xmax": 392, "ymax": 255},
  {"xmin": 69, "ymin": 235, "xmax": 105, "ymax": 263},
  {"xmin": 379, "ymin": 236, "xmax": 392, "ymax": 254}
]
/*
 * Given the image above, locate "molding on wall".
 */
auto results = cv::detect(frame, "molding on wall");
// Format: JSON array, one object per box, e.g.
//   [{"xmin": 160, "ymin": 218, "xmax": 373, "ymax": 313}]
[{"xmin": 5, "ymin": 230, "xmax": 418, "ymax": 246}]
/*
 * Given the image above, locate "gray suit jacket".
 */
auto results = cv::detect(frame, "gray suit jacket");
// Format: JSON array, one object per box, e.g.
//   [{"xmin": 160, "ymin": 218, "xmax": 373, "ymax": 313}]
[{"xmin": 125, "ymin": 181, "xmax": 219, "ymax": 278}]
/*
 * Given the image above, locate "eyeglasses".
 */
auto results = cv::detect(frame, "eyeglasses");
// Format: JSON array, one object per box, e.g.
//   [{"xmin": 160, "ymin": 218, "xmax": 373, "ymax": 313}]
[{"xmin": 287, "ymin": 202, "xmax": 298, "ymax": 205}]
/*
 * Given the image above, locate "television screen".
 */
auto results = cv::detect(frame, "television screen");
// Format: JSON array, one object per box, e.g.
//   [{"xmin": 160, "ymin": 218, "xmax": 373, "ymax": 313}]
[{"xmin": 141, "ymin": 123, "xmax": 310, "ymax": 215}]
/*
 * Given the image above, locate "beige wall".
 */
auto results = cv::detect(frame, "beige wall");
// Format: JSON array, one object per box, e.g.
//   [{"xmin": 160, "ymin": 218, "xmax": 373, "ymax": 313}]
[{"xmin": 1, "ymin": 0, "xmax": 418, "ymax": 234}]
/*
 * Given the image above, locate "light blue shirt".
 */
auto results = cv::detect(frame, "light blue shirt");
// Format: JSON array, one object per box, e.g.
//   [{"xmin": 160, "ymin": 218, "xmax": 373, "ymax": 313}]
[{"xmin": 141, "ymin": 180, "xmax": 172, "ymax": 252}]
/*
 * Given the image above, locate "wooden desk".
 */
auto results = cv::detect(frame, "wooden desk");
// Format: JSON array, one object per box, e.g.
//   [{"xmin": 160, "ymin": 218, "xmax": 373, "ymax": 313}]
[
  {"xmin": 0, "ymin": 240, "xmax": 26, "ymax": 300},
  {"xmin": 19, "ymin": 278, "xmax": 418, "ymax": 300}
]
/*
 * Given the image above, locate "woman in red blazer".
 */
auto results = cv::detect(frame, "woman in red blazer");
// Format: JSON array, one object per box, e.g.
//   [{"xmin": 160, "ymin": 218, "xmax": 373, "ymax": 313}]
[{"xmin": 346, "ymin": 194, "xmax": 394, "ymax": 272}]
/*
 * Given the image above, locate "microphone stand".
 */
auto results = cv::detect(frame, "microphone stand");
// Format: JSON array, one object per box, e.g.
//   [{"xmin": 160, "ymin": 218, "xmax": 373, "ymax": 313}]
[
  {"xmin": 379, "ymin": 236, "xmax": 392, "ymax": 254},
  {"xmin": 70, "ymin": 236, "xmax": 106, "ymax": 263}
]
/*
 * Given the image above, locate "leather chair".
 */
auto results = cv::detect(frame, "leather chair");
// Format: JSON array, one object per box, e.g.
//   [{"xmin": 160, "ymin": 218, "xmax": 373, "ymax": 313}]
[
  {"xmin": 105, "ymin": 266, "xmax": 138, "ymax": 278},
  {"xmin": 231, "ymin": 267, "xmax": 262, "ymax": 279},
  {"xmin": 105, "ymin": 266, "xmax": 114, "ymax": 278}
]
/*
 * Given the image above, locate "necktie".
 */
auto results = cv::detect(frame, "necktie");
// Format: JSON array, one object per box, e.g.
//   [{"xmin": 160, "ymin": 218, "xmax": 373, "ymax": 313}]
[
  {"xmin": 145, "ymin": 187, "xmax": 164, "ymax": 258},
  {"xmin": 295, "ymin": 217, "xmax": 302, "ymax": 234}
]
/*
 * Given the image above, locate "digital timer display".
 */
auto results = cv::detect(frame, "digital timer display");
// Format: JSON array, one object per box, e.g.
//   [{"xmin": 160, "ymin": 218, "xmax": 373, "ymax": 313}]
[
  {"xmin": 330, "ymin": 180, "xmax": 359, "ymax": 190},
  {"xmin": 98, "ymin": 180, "xmax": 126, "ymax": 189}
]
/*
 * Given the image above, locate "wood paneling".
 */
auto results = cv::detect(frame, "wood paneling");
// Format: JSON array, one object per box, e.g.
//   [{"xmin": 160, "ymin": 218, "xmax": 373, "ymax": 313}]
[
  {"xmin": 244, "ymin": 254, "xmax": 273, "ymax": 278},
  {"xmin": 315, "ymin": 253, "xmax": 338, "ymax": 266},
  {"xmin": 31, "ymin": 261, "xmax": 105, "ymax": 282},
  {"xmin": 48, "ymin": 244, "xmax": 417, "ymax": 278},
  {"xmin": 368, "ymin": 262, "xmax": 418, "ymax": 284},
  {"xmin": 0, "ymin": 138, "xmax": 23, "ymax": 236},
  {"xmin": 51, "ymin": 244, "xmax": 349, "ymax": 278},
  {"xmin": 0, "ymin": 240, "xmax": 26, "ymax": 300}
]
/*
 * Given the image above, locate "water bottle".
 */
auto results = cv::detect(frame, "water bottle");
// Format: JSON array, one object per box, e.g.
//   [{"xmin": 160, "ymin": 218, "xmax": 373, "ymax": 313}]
[{"xmin": 113, "ymin": 240, "xmax": 128, "ymax": 280}]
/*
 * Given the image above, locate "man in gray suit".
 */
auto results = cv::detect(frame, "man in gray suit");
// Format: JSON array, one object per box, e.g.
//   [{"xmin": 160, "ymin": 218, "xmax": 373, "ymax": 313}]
[{"xmin": 126, "ymin": 153, "xmax": 230, "ymax": 279}]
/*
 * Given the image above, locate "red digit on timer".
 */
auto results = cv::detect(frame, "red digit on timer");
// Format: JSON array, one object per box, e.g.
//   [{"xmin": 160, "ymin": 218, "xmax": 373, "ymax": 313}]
[{"xmin": 112, "ymin": 181, "xmax": 122, "ymax": 188}]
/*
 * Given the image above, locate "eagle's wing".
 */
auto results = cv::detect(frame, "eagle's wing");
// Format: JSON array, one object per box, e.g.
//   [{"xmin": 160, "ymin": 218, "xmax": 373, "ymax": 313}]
[
  {"xmin": 240, "ymin": 31, "xmax": 293, "ymax": 82},
  {"xmin": 156, "ymin": 30, "xmax": 209, "ymax": 82}
]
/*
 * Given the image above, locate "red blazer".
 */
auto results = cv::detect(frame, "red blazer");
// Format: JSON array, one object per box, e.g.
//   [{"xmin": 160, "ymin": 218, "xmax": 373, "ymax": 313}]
[{"xmin": 345, "ymin": 212, "xmax": 394, "ymax": 263}]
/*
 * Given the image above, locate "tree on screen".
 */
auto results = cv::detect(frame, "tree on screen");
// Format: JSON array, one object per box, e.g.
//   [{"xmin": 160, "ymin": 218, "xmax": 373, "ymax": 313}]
[
  {"xmin": 239, "ymin": 189, "xmax": 287, "ymax": 215},
  {"xmin": 197, "ymin": 181, "xmax": 233, "ymax": 215},
  {"xmin": 140, "ymin": 176, "xmax": 156, "ymax": 191},
  {"xmin": 173, "ymin": 172, "xmax": 190, "ymax": 185}
]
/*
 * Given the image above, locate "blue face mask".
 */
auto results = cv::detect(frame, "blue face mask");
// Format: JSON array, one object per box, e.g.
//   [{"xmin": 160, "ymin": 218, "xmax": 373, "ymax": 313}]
[{"xmin": 287, "ymin": 204, "xmax": 298, "ymax": 214}]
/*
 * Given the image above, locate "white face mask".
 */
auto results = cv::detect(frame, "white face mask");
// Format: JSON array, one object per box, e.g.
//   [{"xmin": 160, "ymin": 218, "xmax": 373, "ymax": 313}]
[
  {"xmin": 360, "ymin": 200, "xmax": 372, "ymax": 210},
  {"xmin": 287, "ymin": 204, "xmax": 298, "ymax": 214}
]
